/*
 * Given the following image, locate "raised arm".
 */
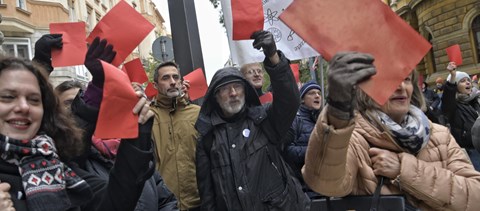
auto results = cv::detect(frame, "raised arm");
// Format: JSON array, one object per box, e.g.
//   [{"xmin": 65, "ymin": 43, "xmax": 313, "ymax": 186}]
[
  {"xmin": 441, "ymin": 62, "xmax": 458, "ymax": 121},
  {"xmin": 32, "ymin": 34, "xmax": 63, "ymax": 74},
  {"xmin": 250, "ymin": 30, "xmax": 300, "ymax": 141},
  {"xmin": 303, "ymin": 52, "xmax": 376, "ymax": 196}
]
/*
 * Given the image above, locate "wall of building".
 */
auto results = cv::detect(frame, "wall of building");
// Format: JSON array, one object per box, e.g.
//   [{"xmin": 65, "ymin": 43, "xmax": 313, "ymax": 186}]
[
  {"xmin": 392, "ymin": 0, "xmax": 480, "ymax": 84},
  {"xmin": 1, "ymin": 0, "xmax": 167, "ymax": 87}
]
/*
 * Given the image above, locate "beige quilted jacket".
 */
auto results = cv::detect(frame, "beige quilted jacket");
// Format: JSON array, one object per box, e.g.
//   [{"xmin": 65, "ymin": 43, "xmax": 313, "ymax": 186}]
[{"xmin": 303, "ymin": 108, "xmax": 480, "ymax": 211}]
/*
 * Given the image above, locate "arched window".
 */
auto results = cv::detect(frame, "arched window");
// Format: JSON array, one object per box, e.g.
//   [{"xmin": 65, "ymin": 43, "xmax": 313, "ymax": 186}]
[
  {"xmin": 428, "ymin": 34, "xmax": 437, "ymax": 73},
  {"xmin": 473, "ymin": 16, "xmax": 480, "ymax": 63}
]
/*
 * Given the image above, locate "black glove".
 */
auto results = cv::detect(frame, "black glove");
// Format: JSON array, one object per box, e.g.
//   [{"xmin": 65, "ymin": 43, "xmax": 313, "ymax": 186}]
[
  {"xmin": 125, "ymin": 117, "xmax": 154, "ymax": 151},
  {"xmin": 33, "ymin": 34, "xmax": 63, "ymax": 73},
  {"xmin": 84, "ymin": 37, "xmax": 116, "ymax": 88},
  {"xmin": 327, "ymin": 52, "xmax": 376, "ymax": 120},
  {"xmin": 251, "ymin": 30, "xmax": 277, "ymax": 58}
]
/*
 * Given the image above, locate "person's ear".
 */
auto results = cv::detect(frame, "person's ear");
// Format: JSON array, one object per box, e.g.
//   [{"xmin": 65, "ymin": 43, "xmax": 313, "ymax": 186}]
[{"xmin": 153, "ymin": 82, "xmax": 158, "ymax": 90}]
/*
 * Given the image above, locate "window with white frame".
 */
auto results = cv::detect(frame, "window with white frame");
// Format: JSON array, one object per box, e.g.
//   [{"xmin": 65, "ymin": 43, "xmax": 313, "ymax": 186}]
[
  {"xmin": 86, "ymin": 5, "xmax": 94, "ymax": 31},
  {"xmin": 74, "ymin": 65, "xmax": 90, "ymax": 81},
  {"xmin": 16, "ymin": 0, "xmax": 26, "ymax": 10},
  {"xmin": 132, "ymin": 1, "xmax": 139, "ymax": 12},
  {"xmin": 145, "ymin": 0, "xmax": 152, "ymax": 15},
  {"xmin": 3, "ymin": 38, "xmax": 32, "ymax": 59},
  {"xmin": 96, "ymin": 12, "xmax": 101, "ymax": 23}
]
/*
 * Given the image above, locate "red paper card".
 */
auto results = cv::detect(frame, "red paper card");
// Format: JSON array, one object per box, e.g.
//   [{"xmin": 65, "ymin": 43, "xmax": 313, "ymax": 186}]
[
  {"xmin": 290, "ymin": 63, "xmax": 300, "ymax": 83},
  {"xmin": 446, "ymin": 44, "xmax": 463, "ymax": 65},
  {"xmin": 280, "ymin": 0, "xmax": 431, "ymax": 105},
  {"xmin": 183, "ymin": 68, "xmax": 208, "ymax": 101},
  {"xmin": 95, "ymin": 60, "xmax": 138, "ymax": 139},
  {"xmin": 145, "ymin": 82, "xmax": 158, "ymax": 100},
  {"xmin": 86, "ymin": 1, "xmax": 154, "ymax": 66},
  {"xmin": 259, "ymin": 92, "xmax": 273, "ymax": 104},
  {"xmin": 231, "ymin": 0, "xmax": 264, "ymax": 40},
  {"xmin": 124, "ymin": 58, "xmax": 148, "ymax": 83},
  {"xmin": 49, "ymin": 22, "xmax": 87, "ymax": 67}
]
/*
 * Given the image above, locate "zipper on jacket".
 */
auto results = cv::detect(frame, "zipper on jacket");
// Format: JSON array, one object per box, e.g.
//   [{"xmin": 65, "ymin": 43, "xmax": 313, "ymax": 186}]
[
  {"xmin": 266, "ymin": 147, "xmax": 283, "ymax": 179},
  {"xmin": 315, "ymin": 125, "xmax": 330, "ymax": 175},
  {"xmin": 169, "ymin": 112, "xmax": 184, "ymax": 206}
]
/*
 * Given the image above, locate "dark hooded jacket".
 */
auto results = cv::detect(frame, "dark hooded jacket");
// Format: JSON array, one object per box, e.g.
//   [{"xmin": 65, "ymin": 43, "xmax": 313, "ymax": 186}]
[
  {"xmin": 195, "ymin": 51, "xmax": 310, "ymax": 210},
  {"xmin": 442, "ymin": 82, "xmax": 480, "ymax": 148}
]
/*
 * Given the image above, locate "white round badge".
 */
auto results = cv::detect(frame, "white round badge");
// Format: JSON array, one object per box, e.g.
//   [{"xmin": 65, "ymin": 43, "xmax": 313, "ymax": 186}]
[{"xmin": 242, "ymin": 129, "xmax": 250, "ymax": 138}]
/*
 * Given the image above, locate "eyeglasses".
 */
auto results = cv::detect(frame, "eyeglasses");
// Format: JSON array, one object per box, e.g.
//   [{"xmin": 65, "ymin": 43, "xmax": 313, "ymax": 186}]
[
  {"xmin": 245, "ymin": 68, "xmax": 263, "ymax": 76},
  {"xmin": 217, "ymin": 82, "xmax": 244, "ymax": 95}
]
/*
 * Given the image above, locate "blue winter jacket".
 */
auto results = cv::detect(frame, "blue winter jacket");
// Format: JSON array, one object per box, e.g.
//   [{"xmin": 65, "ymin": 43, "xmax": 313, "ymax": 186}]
[{"xmin": 284, "ymin": 105, "xmax": 320, "ymax": 184}]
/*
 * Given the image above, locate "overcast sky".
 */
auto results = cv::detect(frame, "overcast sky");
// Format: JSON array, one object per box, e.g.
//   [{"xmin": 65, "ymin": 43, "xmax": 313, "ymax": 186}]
[{"xmin": 152, "ymin": 0, "xmax": 230, "ymax": 84}]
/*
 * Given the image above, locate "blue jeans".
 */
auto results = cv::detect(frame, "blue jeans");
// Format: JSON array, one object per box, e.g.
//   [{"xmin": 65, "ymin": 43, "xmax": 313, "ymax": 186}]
[{"xmin": 466, "ymin": 148, "xmax": 480, "ymax": 171}]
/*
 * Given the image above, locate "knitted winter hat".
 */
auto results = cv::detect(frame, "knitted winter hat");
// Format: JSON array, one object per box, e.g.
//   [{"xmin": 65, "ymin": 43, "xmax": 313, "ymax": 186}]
[
  {"xmin": 447, "ymin": 71, "xmax": 470, "ymax": 84},
  {"xmin": 300, "ymin": 80, "xmax": 321, "ymax": 99}
]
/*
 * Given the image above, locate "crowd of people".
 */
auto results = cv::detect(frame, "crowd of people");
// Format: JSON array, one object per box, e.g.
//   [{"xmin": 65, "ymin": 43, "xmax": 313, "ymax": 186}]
[
  {"xmin": 420, "ymin": 62, "xmax": 480, "ymax": 171},
  {"xmin": 0, "ymin": 29, "xmax": 479, "ymax": 211}
]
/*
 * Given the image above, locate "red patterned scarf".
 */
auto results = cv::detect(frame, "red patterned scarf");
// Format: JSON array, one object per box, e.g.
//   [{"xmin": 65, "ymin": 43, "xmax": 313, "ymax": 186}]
[{"xmin": 0, "ymin": 134, "xmax": 90, "ymax": 211}]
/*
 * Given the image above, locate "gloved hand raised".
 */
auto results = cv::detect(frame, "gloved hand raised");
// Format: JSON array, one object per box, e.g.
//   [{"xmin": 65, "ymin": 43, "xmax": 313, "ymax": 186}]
[
  {"xmin": 84, "ymin": 37, "xmax": 116, "ymax": 88},
  {"xmin": 251, "ymin": 30, "xmax": 277, "ymax": 58},
  {"xmin": 327, "ymin": 52, "xmax": 376, "ymax": 120},
  {"xmin": 33, "ymin": 34, "xmax": 63, "ymax": 73}
]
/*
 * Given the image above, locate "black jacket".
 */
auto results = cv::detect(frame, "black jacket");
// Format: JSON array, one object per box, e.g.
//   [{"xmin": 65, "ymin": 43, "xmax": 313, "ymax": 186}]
[
  {"xmin": 423, "ymin": 88, "xmax": 438, "ymax": 108},
  {"xmin": 195, "ymin": 51, "xmax": 310, "ymax": 210},
  {"xmin": 442, "ymin": 82, "xmax": 480, "ymax": 148},
  {"xmin": 71, "ymin": 90, "xmax": 177, "ymax": 211}
]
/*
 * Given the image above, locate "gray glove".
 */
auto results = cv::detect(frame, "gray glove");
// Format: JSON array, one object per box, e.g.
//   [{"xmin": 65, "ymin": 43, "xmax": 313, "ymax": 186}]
[
  {"xmin": 327, "ymin": 52, "xmax": 376, "ymax": 120},
  {"xmin": 251, "ymin": 30, "xmax": 277, "ymax": 58}
]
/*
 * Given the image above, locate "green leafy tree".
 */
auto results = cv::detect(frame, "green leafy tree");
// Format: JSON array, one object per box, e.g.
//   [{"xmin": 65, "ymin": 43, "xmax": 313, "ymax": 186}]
[{"xmin": 143, "ymin": 54, "xmax": 162, "ymax": 82}]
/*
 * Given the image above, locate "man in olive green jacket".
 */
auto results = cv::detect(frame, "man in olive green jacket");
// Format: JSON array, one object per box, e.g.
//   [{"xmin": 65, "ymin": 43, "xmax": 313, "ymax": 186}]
[{"xmin": 150, "ymin": 61, "xmax": 201, "ymax": 210}]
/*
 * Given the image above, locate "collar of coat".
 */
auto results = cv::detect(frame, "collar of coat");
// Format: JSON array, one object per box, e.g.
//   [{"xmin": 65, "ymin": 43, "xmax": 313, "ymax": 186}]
[
  {"xmin": 195, "ymin": 104, "xmax": 269, "ymax": 136},
  {"xmin": 152, "ymin": 92, "xmax": 190, "ymax": 112},
  {"xmin": 355, "ymin": 112, "xmax": 410, "ymax": 153}
]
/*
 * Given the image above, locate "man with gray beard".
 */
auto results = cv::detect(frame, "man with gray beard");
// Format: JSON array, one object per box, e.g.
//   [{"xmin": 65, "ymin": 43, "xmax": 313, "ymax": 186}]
[{"xmin": 194, "ymin": 30, "xmax": 310, "ymax": 210}]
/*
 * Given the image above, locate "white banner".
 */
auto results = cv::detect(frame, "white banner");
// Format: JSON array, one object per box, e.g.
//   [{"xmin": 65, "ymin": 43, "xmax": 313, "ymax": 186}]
[{"xmin": 221, "ymin": 0, "xmax": 320, "ymax": 66}]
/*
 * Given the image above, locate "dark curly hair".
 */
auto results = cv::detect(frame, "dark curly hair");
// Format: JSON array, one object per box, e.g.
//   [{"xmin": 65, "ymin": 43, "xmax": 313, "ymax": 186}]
[{"xmin": 0, "ymin": 56, "xmax": 84, "ymax": 161}]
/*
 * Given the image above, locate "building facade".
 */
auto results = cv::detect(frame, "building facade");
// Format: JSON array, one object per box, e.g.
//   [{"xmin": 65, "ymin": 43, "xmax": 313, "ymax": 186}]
[
  {"xmin": 0, "ymin": 0, "xmax": 167, "ymax": 87},
  {"xmin": 389, "ymin": 0, "xmax": 480, "ymax": 84}
]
